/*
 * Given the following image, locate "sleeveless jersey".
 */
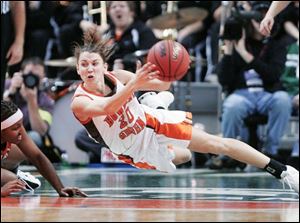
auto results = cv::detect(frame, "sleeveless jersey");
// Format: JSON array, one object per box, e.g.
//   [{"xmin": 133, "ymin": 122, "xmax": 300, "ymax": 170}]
[{"xmin": 73, "ymin": 72, "xmax": 192, "ymax": 172}]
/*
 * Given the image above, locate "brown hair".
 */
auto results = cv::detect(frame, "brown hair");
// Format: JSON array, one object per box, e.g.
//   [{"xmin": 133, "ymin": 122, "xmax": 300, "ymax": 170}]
[
  {"xmin": 107, "ymin": 1, "xmax": 136, "ymax": 12},
  {"xmin": 73, "ymin": 31, "xmax": 115, "ymax": 63},
  {"xmin": 21, "ymin": 57, "xmax": 44, "ymax": 71}
]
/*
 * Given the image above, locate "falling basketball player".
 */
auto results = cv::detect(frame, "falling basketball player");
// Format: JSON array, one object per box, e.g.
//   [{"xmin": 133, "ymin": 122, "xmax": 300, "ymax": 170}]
[
  {"xmin": 71, "ymin": 32, "xmax": 299, "ymax": 194},
  {"xmin": 1, "ymin": 100, "xmax": 87, "ymax": 197}
]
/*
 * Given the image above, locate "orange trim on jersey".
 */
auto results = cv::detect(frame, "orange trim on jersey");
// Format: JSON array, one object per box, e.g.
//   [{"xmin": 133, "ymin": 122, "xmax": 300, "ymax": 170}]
[
  {"xmin": 117, "ymin": 154, "xmax": 156, "ymax": 170},
  {"xmin": 72, "ymin": 93, "xmax": 94, "ymax": 102},
  {"xmin": 73, "ymin": 112, "xmax": 92, "ymax": 125},
  {"xmin": 80, "ymin": 83, "xmax": 104, "ymax": 97},
  {"xmin": 105, "ymin": 72, "xmax": 117, "ymax": 85},
  {"xmin": 144, "ymin": 112, "xmax": 192, "ymax": 140}
]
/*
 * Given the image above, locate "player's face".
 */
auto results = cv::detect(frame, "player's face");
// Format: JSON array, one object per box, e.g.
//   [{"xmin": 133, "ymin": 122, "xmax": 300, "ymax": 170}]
[
  {"xmin": 1, "ymin": 120, "xmax": 23, "ymax": 144},
  {"xmin": 77, "ymin": 52, "xmax": 108, "ymax": 83}
]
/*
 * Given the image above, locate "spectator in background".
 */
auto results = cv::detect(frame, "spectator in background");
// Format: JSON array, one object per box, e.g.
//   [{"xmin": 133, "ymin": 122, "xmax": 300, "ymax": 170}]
[
  {"xmin": 176, "ymin": 1, "xmax": 213, "ymax": 82},
  {"xmin": 24, "ymin": 1, "xmax": 55, "ymax": 60},
  {"xmin": 3, "ymin": 57, "xmax": 55, "ymax": 150},
  {"xmin": 1, "ymin": 1, "xmax": 25, "ymax": 99},
  {"xmin": 281, "ymin": 39, "xmax": 299, "ymax": 169},
  {"xmin": 101, "ymin": 1, "xmax": 158, "ymax": 72},
  {"xmin": 210, "ymin": 1, "xmax": 292, "ymax": 169},
  {"xmin": 279, "ymin": 1, "xmax": 299, "ymax": 44},
  {"xmin": 45, "ymin": 1, "xmax": 98, "ymax": 79}
]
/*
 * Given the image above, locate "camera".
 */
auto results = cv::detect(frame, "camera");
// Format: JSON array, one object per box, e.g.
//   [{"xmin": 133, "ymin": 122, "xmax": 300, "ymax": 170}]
[
  {"xmin": 220, "ymin": 1, "xmax": 270, "ymax": 41},
  {"xmin": 23, "ymin": 73, "xmax": 40, "ymax": 89}
]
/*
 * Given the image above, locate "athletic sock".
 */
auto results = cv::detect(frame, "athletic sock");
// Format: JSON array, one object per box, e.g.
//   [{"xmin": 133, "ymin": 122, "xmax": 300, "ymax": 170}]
[{"xmin": 264, "ymin": 159, "xmax": 287, "ymax": 179}]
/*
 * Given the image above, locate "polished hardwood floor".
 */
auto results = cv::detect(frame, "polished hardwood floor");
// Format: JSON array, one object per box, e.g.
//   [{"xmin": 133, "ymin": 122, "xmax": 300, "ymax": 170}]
[{"xmin": 1, "ymin": 166, "xmax": 299, "ymax": 222}]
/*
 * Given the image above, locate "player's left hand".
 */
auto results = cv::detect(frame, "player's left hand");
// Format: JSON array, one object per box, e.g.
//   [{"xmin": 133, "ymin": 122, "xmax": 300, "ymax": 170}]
[{"xmin": 59, "ymin": 187, "xmax": 88, "ymax": 197}]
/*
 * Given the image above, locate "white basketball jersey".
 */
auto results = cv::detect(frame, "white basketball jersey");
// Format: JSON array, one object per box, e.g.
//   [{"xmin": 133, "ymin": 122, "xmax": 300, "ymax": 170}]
[
  {"xmin": 73, "ymin": 72, "xmax": 193, "ymax": 172},
  {"xmin": 73, "ymin": 72, "xmax": 147, "ymax": 155}
]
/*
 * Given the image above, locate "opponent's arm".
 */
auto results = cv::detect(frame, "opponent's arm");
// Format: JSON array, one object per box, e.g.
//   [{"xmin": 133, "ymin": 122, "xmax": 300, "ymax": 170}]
[{"xmin": 18, "ymin": 126, "xmax": 87, "ymax": 197}]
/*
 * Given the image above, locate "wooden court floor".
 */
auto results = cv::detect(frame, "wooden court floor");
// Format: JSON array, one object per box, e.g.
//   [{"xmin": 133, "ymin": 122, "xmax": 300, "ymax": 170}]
[{"xmin": 1, "ymin": 166, "xmax": 299, "ymax": 222}]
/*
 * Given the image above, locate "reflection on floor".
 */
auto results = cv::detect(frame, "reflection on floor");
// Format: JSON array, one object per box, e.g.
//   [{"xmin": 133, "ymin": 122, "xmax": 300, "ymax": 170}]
[{"xmin": 1, "ymin": 166, "xmax": 299, "ymax": 222}]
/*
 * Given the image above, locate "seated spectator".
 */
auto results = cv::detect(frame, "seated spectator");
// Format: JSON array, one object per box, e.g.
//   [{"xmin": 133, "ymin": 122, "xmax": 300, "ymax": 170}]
[
  {"xmin": 281, "ymin": 39, "xmax": 299, "ymax": 169},
  {"xmin": 24, "ymin": 1, "xmax": 55, "ymax": 60},
  {"xmin": 3, "ymin": 57, "xmax": 55, "ymax": 152},
  {"xmin": 278, "ymin": 1, "xmax": 299, "ymax": 45},
  {"xmin": 100, "ymin": 1, "xmax": 158, "ymax": 72},
  {"xmin": 210, "ymin": 1, "xmax": 292, "ymax": 169}
]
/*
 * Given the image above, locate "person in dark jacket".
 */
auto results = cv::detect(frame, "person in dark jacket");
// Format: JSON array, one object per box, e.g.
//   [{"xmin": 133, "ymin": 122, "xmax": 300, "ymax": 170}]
[{"xmin": 214, "ymin": 2, "xmax": 292, "ymax": 168}]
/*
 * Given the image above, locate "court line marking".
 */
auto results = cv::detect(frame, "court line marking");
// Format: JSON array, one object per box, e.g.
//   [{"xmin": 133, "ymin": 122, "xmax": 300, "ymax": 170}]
[{"xmin": 2, "ymin": 206, "xmax": 298, "ymax": 212}]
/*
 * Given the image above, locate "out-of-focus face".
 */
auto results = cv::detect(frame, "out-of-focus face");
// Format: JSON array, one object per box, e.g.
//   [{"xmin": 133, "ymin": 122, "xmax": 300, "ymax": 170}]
[
  {"xmin": 108, "ymin": 1, "xmax": 134, "ymax": 29},
  {"xmin": 23, "ymin": 63, "xmax": 45, "ymax": 80},
  {"xmin": 1, "ymin": 120, "xmax": 23, "ymax": 144},
  {"xmin": 77, "ymin": 52, "xmax": 108, "ymax": 84}
]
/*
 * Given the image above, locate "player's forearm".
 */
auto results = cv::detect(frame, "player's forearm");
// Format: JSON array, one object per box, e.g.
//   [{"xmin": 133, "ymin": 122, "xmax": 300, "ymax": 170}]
[
  {"xmin": 139, "ymin": 79, "xmax": 171, "ymax": 91},
  {"xmin": 86, "ymin": 81, "xmax": 136, "ymax": 116},
  {"xmin": 31, "ymin": 152, "xmax": 65, "ymax": 194}
]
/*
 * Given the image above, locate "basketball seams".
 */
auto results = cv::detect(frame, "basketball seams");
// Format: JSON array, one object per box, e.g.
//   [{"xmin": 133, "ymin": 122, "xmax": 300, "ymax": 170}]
[
  {"xmin": 167, "ymin": 40, "xmax": 172, "ymax": 81},
  {"xmin": 153, "ymin": 45, "xmax": 165, "ymax": 79},
  {"xmin": 173, "ymin": 44, "xmax": 185, "ymax": 80},
  {"xmin": 147, "ymin": 40, "xmax": 189, "ymax": 81}
]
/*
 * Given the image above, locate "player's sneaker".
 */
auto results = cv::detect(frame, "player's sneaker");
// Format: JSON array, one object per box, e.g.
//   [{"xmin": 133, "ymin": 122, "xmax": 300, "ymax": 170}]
[
  {"xmin": 17, "ymin": 170, "xmax": 41, "ymax": 192},
  {"xmin": 280, "ymin": 165, "xmax": 299, "ymax": 194},
  {"xmin": 157, "ymin": 91, "xmax": 174, "ymax": 109},
  {"xmin": 138, "ymin": 91, "xmax": 174, "ymax": 110}
]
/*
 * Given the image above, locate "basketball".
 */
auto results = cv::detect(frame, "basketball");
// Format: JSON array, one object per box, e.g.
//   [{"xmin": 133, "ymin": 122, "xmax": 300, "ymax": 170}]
[{"xmin": 147, "ymin": 40, "xmax": 190, "ymax": 81}]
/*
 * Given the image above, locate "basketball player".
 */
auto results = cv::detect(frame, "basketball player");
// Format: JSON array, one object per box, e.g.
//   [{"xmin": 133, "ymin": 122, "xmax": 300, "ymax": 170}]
[
  {"xmin": 71, "ymin": 32, "xmax": 298, "ymax": 193},
  {"xmin": 259, "ymin": 1, "xmax": 291, "ymax": 36},
  {"xmin": 1, "ymin": 100, "xmax": 87, "ymax": 197}
]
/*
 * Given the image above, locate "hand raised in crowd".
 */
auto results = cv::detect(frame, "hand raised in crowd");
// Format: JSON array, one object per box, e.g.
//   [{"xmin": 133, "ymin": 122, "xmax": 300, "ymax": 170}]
[
  {"xmin": 259, "ymin": 15, "xmax": 274, "ymax": 36},
  {"xmin": 19, "ymin": 84, "xmax": 38, "ymax": 102},
  {"xmin": 8, "ymin": 72, "xmax": 23, "ymax": 94},
  {"xmin": 58, "ymin": 187, "xmax": 88, "ymax": 197},
  {"xmin": 6, "ymin": 40, "xmax": 24, "ymax": 66},
  {"xmin": 1, "ymin": 179, "xmax": 27, "ymax": 197}
]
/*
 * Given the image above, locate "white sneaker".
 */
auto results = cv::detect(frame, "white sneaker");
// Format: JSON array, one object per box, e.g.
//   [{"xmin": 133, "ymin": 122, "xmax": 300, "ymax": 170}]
[
  {"xmin": 280, "ymin": 165, "xmax": 299, "ymax": 194},
  {"xmin": 157, "ymin": 91, "xmax": 174, "ymax": 109},
  {"xmin": 17, "ymin": 170, "xmax": 41, "ymax": 191},
  {"xmin": 138, "ymin": 91, "xmax": 174, "ymax": 110}
]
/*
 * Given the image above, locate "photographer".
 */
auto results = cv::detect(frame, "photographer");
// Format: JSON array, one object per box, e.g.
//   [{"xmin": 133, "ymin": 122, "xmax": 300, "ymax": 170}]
[
  {"xmin": 3, "ymin": 57, "xmax": 54, "ymax": 149},
  {"xmin": 212, "ymin": 1, "xmax": 292, "ymax": 169}
]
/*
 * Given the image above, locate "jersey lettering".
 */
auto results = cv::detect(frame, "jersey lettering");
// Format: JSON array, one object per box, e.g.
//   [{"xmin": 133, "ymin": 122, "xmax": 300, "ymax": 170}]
[{"xmin": 119, "ymin": 117, "xmax": 146, "ymax": 140}]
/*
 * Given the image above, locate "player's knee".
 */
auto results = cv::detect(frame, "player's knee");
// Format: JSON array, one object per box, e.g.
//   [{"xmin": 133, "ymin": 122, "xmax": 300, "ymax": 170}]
[{"xmin": 173, "ymin": 149, "xmax": 192, "ymax": 165}]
